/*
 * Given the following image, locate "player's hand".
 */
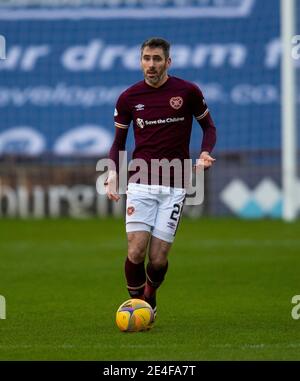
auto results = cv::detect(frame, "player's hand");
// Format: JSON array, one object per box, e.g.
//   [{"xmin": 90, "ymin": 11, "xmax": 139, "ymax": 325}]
[
  {"xmin": 104, "ymin": 170, "xmax": 120, "ymax": 202},
  {"xmin": 195, "ymin": 151, "xmax": 216, "ymax": 170}
]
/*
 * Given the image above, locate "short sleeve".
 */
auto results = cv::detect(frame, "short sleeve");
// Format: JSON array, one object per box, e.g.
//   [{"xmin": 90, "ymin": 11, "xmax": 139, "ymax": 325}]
[
  {"xmin": 190, "ymin": 84, "xmax": 209, "ymax": 121},
  {"xmin": 114, "ymin": 92, "xmax": 132, "ymax": 129}
]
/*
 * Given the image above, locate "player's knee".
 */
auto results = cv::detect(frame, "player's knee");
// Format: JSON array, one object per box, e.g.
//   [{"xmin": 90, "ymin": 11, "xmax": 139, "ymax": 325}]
[
  {"xmin": 149, "ymin": 255, "xmax": 168, "ymax": 269},
  {"xmin": 127, "ymin": 237, "xmax": 147, "ymax": 263},
  {"xmin": 127, "ymin": 246, "xmax": 145, "ymax": 263}
]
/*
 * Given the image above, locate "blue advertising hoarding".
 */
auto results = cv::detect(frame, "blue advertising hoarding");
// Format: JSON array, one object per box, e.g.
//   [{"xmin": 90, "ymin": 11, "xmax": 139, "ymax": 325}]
[{"xmin": 1, "ymin": 0, "xmax": 295, "ymax": 157}]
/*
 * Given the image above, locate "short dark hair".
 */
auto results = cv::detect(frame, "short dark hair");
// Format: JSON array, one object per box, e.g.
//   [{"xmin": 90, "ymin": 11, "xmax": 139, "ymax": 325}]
[{"xmin": 141, "ymin": 37, "xmax": 170, "ymax": 59}]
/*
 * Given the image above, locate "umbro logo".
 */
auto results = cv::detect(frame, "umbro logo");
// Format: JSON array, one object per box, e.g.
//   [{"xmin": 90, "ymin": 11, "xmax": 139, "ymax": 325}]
[{"xmin": 135, "ymin": 104, "xmax": 145, "ymax": 111}]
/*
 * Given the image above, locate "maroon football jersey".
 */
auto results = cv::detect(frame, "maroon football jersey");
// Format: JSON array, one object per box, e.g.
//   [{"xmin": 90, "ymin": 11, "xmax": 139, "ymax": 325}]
[{"xmin": 114, "ymin": 76, "xmax": 213, "ymax": 186}]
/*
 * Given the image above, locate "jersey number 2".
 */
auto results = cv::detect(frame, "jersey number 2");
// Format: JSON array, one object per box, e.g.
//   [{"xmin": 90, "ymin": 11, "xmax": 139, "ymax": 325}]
[{"xmin": 170, "ymin": 203, "xmax": 181, "ymax": 221}]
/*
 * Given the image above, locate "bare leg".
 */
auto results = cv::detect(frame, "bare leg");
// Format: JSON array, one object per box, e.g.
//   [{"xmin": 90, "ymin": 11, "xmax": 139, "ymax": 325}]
[
  {"xmin": 148, "ymin": 235, "xmax": 172, "ymax": 268},
  {"xmin": 127, "ymin": 231, "xmax": 150, "ymax": 264}
]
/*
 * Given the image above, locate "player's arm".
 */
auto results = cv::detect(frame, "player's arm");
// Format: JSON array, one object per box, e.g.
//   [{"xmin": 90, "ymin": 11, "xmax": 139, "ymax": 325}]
[
  {"xmin": 191, "ymin": 85, "xmax": 217, "ymax": 170},
  {"xmin": 105, "ymin": 126, "xmax": 129, "ymax": 201},
  {"xmin": 195, "ymin": 112, "xmax": 216, "ymax": 169},
  {"xmin": 105, "ymin": 93, "xmax": 131, "ymax": 201}
]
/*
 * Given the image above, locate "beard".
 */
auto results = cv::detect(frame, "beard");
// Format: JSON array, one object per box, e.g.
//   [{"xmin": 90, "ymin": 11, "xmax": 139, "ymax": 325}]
[{"xmin": 144, "ymin": 65, "xmax": 168, "ymax": 85}]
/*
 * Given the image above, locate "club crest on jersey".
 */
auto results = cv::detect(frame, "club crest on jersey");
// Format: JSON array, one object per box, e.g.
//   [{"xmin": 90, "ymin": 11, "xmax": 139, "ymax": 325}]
[
  {"xmin": 127, "ymin": 206, "xmax": 135, "ymax": 216},
  {"xmin": 136, "ymin": 118, "xmax": 145, "ymax": 129},
  {"xmin": 170, "ymin": 96, "xmax": 183, "ymax": 110}
]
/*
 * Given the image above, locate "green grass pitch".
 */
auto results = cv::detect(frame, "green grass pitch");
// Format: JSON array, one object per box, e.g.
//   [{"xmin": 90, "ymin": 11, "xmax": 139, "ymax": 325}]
[{"xmin": 0, "ymin": 217, "xmax": 300, "ymax": 360}]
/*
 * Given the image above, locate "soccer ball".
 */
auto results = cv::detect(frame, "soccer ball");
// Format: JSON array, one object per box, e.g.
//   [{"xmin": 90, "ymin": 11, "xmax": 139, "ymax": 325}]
[{"xmin": 116, "ymin": 298, "xmax": 154, "ymax": 332}]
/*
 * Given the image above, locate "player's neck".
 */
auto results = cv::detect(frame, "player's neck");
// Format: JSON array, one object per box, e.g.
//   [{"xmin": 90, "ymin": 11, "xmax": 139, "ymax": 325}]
[{"xmin": 145, "ymin": 74, "xmax": 169, "ymax": 88}]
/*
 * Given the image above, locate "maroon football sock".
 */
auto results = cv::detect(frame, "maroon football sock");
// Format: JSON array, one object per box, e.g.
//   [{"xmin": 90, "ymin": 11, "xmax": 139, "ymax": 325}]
[
  {"xmin": 144, "ymin": 261, "xmax": 169, "ymax": 299},
  {"xmin": 124, "ymin": 257, "xmax": 146, "ymax": 298}
]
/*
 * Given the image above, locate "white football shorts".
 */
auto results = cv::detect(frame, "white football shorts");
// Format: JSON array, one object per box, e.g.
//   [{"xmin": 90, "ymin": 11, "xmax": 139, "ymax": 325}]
[{"xmin": 125, "ymin": 183, "xmax": 186, "ymax": 243}]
